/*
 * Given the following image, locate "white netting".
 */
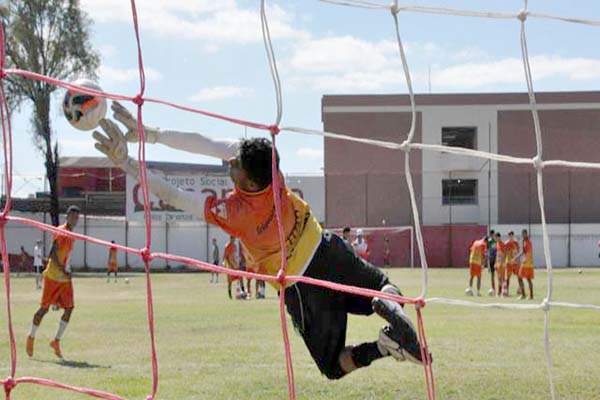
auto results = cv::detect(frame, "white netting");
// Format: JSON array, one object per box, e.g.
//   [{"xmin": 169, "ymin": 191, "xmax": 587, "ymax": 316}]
[{"xmin": 2, "ymin": 1, "xmax": 599, "ymax": 399}]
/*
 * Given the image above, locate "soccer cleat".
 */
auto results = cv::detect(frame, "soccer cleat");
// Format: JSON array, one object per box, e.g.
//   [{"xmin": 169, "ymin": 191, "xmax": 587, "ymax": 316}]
[
  {"xmin": 372, "ymin": 285, "xmax": 429, "ymax": 365},
  {"xmin": 49, "ymin": 339, "xmax": 63, "ymax": 358},
  {"xmin": 26, "ymin": 335, "xmax": 35, "ymax": 357},
  {"xmin": 377, "ymin": 326, "xmax": 406, "ymax": 361}
]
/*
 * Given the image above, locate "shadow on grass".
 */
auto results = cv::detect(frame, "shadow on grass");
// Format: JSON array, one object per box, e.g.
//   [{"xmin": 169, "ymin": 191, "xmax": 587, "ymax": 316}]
[{"xmin": 34, "ymin": 358, "xmax": 111, "ymax": 369}]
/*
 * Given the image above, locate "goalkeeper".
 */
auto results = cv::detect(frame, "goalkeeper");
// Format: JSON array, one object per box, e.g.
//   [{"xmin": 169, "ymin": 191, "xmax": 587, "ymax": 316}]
[{"xmin": 93, "ymin": 102, "xmax": 430, "ymax": 379}]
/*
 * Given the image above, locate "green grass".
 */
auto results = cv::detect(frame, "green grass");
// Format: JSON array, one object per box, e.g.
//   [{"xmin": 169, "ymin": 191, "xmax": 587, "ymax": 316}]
[{"xmin": 1, "ymin": 268, "xmax": 599, "ymax": 399}]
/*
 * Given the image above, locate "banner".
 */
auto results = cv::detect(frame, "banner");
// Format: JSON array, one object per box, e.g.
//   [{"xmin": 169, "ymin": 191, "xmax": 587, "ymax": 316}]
[{"xmin": 126, "ymin": 168, "xmax": 324, "ymax": 223}]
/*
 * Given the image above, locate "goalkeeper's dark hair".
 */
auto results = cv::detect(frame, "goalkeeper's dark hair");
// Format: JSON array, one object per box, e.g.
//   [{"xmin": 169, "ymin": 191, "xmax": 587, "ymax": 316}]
[
  {"xmin": 66, "ymin": 205, "xmax": 81, "ymax": 215},
  {"xmin": 239, "ymin": 138, "xmax": 279, "ymax": 190}
]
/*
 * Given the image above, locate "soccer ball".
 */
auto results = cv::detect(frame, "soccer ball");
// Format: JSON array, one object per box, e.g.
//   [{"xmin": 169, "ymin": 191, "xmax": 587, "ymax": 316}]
[
  {"xmin": 63, "ymin": 78, "xmax": 107, "ymax": 131},
  {"xmin": 465, "ymin": 287, "xmax": 474, "ymax": 296},
  {"xmin": 488, "ymin": 288, "xmax": 495, "ymax": 297},
  {"xmin": 124, "ymin": 278, "xmax": 130, "ymax": 284}
]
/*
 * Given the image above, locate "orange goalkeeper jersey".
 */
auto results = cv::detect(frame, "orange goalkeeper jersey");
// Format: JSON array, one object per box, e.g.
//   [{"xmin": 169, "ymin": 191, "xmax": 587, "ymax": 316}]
[{"xmin": 205, "ymin": 174, "xmax": 322, "ymax": 288}]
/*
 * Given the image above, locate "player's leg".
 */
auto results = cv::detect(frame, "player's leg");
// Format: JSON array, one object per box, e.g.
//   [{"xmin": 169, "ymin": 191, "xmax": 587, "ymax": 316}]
[
  {"xmin": 49, "ymin": 307, "xmax": 72, "ymax": 359},
  {"xmin": 316, "ymin": 233, "xmax": 427, "ymax": 365},
  {"xmin": 527, "ymin": 278, "xmax": 534, "ymax": 300},
  {"xmin": 285, "ymin": 281, "xmax": 357, "ymax": 379},
  {"xmin": 246, "ymin": 278, "xmax": 252, "ymax": 298},
  {"xmin": 49, "ymin": 280, "xmax": 74, "ymax": 358},
  {"xmin": 27, "ymin": 306, "xmax": 49, "ymax": 357},
  {"xmin": 517, "ymin": 273, "xmax": 526, "ymax": 300},
  {"xmin": 227, "ymin": 280, "xmax": 232, "ymax": 299},
  {"xmin": 497, "ymin": 269, "xmax": 503, "ymax": 296}
]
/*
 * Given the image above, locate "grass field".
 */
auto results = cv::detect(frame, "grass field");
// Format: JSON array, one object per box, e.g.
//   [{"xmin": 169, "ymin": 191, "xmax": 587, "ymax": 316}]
[{"xmin": 1, "ymin": 268, "xmax": 599, "ymax": 399}]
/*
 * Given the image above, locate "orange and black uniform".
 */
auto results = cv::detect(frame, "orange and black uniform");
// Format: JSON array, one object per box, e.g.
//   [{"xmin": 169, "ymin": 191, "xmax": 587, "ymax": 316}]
[{"xmin": 205, "ymin": 174, "xmax": 392, "ymax": 379}]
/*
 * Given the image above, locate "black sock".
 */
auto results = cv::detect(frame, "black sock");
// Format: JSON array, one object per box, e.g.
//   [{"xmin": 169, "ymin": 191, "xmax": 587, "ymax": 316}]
[{"xmin": 351, "ymin": 342, "xmax": 385, "ymax": 368}]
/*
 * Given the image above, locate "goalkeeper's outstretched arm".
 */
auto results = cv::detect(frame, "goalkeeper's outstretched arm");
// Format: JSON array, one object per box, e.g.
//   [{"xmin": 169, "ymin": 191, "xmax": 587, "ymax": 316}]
[
  {"xmin": 111, "ymin": 101, "xmax": 239, "ymax": 161},
  {"xmin": 92, "ymin": 118, "xmax": 207, "ymax": 220}
]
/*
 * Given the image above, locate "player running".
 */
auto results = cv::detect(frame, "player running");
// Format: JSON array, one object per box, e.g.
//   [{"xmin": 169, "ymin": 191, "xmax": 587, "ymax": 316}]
[{"xmin": 26, "ymin": 205, "xmax": 80, "ymax": 358}]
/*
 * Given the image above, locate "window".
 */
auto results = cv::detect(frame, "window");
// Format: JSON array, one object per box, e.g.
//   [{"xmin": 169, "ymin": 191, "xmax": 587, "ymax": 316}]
[
  {"xmin": 62, "ymin": 187, "xmax": 83, "ymax": 197},
  {"xmin": 442, "ymin": 127, "xmax": 477, "ymax": 149},
  {"xmin": 442, "ymin": 179, "xmax": 478, "ymax": 205}
]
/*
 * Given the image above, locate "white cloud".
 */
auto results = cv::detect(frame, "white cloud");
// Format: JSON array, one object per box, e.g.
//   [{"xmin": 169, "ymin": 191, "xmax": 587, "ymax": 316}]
[
  {"xmin": 99, "ymin": 66, "xmax": 163, "ymax": 83},
  {"xmin": 188, "ymin": 86, "xmax": 253, "ymax": 102},
  {"xmin": 81, "ymin": 0, "xmax": 309, "ymax": 45},
  {"xmin": 285, "ymin": 33, "xmax": 600, "ymax": 92},
  {"xmin": 287, "ymin": 36, "xmax": 399, "ymax": 74},
  {"xmin": 431, "ymin": 55, "xmax": 600, "ymax": 89},
  {"xmin": 284, "ymin": 35, "xmax": 408, "ymax": 92},
  {"xmin": 296, "ymin": 147, "xmax": 323, "ymax": 159}
]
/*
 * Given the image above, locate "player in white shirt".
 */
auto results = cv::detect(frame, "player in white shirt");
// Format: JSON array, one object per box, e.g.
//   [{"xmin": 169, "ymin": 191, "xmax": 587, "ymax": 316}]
[
  {"xmin": 352, "ymin": 229, "xmax": 370, "ymax": 261},
  {"xmin": 33, "ymin": 240, "xmax": 43, "ymax": 290}
]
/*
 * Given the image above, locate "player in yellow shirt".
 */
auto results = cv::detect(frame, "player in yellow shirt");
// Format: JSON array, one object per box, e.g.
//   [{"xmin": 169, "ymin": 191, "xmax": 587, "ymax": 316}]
[
  {"xmin": 503, "ymin": 231, "xmax": 519, "ymax": 297},
  {"xmin": 466, "ymin": 237, "xmax": 487, "ymax": 296},
  {"xmin": 26, "ymin": 205, "xmax": 80, "ymax": 358},
  {"xmin": 94, "ymin": 105, "xmax": 430, "ymax": 380},
  {"xmin": 510, "ymin": 229, "xmax": 534, "ymax": 300}
]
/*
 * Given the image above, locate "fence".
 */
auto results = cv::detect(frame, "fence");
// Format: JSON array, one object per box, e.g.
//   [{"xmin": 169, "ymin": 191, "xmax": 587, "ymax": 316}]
[{"xmin": 4, "ymin": 211, "xmax": 230, "ymax": 271}]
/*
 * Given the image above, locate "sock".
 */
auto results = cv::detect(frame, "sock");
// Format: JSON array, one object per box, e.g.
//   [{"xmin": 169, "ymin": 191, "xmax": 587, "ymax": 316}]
[
  {"xmin": 351, "ymin": 342, "xmax": 386, "ymax": 368},
  {"xmin": 29, "ymin": 323, "xmax": 39, "ymax": 338},
  {"xmin": 55, "ymin": 320, "xmax": 68, "ymax": 340}
]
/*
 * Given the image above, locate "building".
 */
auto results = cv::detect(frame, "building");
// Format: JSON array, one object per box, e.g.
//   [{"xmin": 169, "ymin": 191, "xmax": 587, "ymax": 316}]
[{"xmin": 322, "ymin": 91, "xmax": 600, "ymax": 267}]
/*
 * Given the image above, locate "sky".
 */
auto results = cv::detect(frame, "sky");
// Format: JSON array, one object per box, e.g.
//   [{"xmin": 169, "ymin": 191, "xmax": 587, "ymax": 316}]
[{"xmin": 4, "ymin": 0, "xmax": 600, "ymax": 197}]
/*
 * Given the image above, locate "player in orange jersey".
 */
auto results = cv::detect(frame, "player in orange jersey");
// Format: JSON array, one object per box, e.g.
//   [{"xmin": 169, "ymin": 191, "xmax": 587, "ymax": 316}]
[
  {"xmin": 95, "ymin": 104, "xmax": 429, "ymax": 380},
  {"xmin": 494, "ymin": 233, "xmax": 507, "ymax": 297},
  {"xmin": 511, "ymin": 229, "xmax": 534, "ymax": 300},
  {"xmin": 503, "ymin": 231, "xmax": 519, "ymax": 297},
  {"xmin": 107, "ymin": 240, "xmax": 118, "ymax": 283},
  {"xmin": 466, "ymin": 236, "xmax": 487, "ymax": 296},
  {"xmin": 26, "ymin": 205, "xmax": 80, "ymax": 359},
  {"xmin": 223, "ymin": 236, "xmax": 244, "ymax": 300}
]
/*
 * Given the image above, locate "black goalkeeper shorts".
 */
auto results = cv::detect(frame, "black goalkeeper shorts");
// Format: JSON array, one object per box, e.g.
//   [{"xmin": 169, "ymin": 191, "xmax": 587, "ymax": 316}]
[{"xmin": 284, "ymin": 232, "xmax": 389, "ymax": 379}]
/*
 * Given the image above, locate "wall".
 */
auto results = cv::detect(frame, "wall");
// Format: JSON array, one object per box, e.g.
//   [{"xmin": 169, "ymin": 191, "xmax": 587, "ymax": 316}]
[{"xmin": 421, "ymin": 106, "xmax": 497, "ymax": 226}]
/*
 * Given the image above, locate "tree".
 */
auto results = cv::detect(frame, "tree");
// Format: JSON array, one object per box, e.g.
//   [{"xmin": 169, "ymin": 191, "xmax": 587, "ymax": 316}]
[{"xmin": 1, "ymin": 0, "xmax": 99, "ymax": 225}]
